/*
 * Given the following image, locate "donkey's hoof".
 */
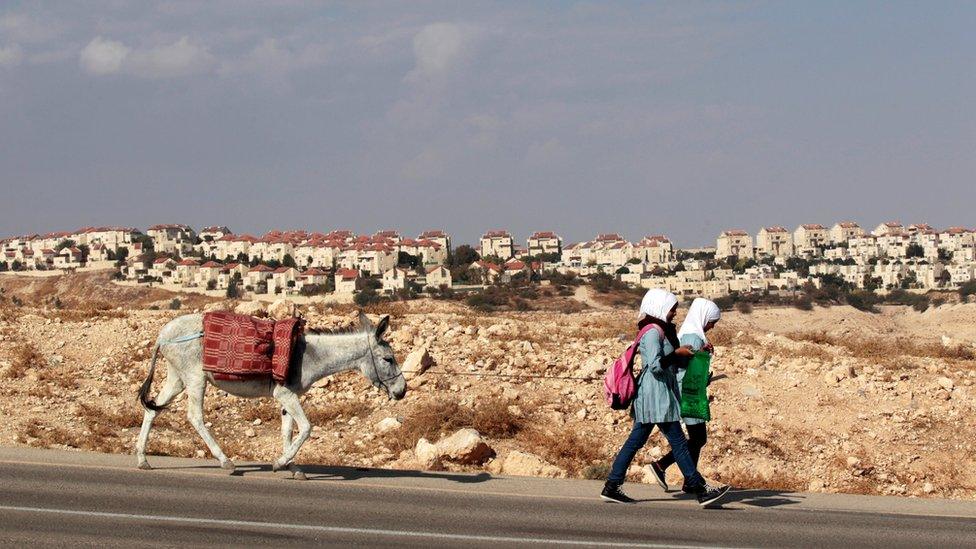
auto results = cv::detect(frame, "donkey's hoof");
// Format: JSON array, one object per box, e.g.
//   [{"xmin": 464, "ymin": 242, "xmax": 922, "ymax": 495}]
[
  {"xmin": 137, "ymin": 461, "xmax": 152, "ymax": 470},
  {"xmin": 272, "ymin": 459, "xmax": 291, "ymax": 473},
  {"xmin": 290, "ymin": 466, "xmax": 307, "ymax": 481},
  {"xmin": 220, "ymin": 460, "xmax": 236, "ymax": 472}
]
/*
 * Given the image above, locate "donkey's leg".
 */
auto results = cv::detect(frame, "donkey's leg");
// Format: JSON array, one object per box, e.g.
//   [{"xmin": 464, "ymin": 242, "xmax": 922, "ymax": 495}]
[
  {"xmin": 184, "ymin": 375, "xmax": 234, "ymax": 471},
  {"xmin": 135, "ymin": 371, "xmax": 185, "ymax": 470},
  {"xmin": 272, "ymin": 385, "xmax": 311, "ymax": 479},
  {"xmin": 280, "ymin": 409, "xmax": 294, "ymax": 453}
]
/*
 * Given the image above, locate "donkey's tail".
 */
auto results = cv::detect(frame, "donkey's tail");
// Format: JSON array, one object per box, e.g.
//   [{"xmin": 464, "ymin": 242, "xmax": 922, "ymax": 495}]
[{"xmin": 138, "ymin": 344, "xmax": 166, "ymax": 412}]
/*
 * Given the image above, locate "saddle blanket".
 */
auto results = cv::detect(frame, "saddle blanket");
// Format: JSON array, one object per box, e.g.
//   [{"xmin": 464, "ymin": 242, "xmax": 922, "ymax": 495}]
[{"xmin": 201, "ymin": 311, "xmax": 304, "ymax": 383}]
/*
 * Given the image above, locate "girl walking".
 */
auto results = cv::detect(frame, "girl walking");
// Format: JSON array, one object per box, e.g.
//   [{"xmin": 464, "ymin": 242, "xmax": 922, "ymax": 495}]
[
  {"xmin": 648, "ymin": 297, "xmax": 721, "ymax": 493},
  {"xmin": 601, "ymin": 289, "xmax": 729, "ymax": 507}
]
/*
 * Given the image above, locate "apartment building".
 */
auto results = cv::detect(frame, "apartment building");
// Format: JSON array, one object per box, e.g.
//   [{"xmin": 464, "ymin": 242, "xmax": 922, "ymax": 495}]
[
  {"xmin": 716, "ymin": 230, "xmax": 753, "ymax": 259},
  {"xmin": 756, "ymin": 226, "xmax": 794, "ymax": 258}
]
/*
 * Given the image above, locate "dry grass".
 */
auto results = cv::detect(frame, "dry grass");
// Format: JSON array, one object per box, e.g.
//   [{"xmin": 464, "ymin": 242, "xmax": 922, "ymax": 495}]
[
  {"xmin": 715, "ymin": 466, "xmax": 806, "ymax": 492},
  {"xmin": 306, "ymin": 399, "xmax": 372, "ymax": 425},
  {"xmin": 5, "ymin": 342, "xmax": 46, "ymax": 379},
  {"xmin": 240, "ymin": 400, "xmax": 283, "ymax": 423},
  {"xmin": 43, "ymin": 305, "xmax": 128, "ymax": 322},
  {"xmin": 515, "ymin": 425, "xmax": 607, "ymax": 475},
  {"xmin": 384, "ymin": 397, "xmax": 528, "ymax": 454},
  {"xmin": 787, "ymin": 331, "xmax": 976, "ymax": 362}
]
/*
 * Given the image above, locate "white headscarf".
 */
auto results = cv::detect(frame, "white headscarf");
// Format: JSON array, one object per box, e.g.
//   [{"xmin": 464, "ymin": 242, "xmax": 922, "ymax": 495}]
[
  {"xmin": 638, "ymin": 288, "xmax": 678, "ymax": 322},
  {"xmin": 677, "ymin": 297, "xmax": 721, "ymax": 344}
]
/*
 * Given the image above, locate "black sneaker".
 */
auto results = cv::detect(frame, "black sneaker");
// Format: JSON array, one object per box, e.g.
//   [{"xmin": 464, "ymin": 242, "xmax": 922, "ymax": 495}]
[
  {"xmin": 601, "ymin": 483, "xmax": 636, "ymax": 504},
  {"xmin": 696, "ymin": 484, "xmax": 730, "ymax": 507},
  {"xmin": 680, "ymin": 482, "xmax": 694, "ymax": 494},
  {"xmin": 649, "ymin": 462, "xmax": 669, "ymax": 491}
]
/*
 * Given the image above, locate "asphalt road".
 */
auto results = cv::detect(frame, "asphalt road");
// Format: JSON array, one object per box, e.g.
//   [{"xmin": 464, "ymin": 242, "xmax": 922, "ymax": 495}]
[{"xmin": 1, "ymin": 447, "xmax": 975, "ymax": 548}]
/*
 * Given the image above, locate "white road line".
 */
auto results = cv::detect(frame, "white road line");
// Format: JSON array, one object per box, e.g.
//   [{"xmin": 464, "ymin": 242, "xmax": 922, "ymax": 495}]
[{"xmin": 0, "ymin": 504, "xmax": 738, "ymax": 549}]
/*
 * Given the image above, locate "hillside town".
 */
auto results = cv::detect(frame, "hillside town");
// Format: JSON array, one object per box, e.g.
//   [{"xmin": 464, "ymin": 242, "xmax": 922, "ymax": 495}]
[{"xmin": 1, "ymin": 221, "xmax": 974, "ymax": 301}]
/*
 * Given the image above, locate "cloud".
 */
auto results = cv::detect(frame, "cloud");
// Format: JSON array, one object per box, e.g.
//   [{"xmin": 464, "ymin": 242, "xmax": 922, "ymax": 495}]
[
  {"xmin": 405, "ymin": 22, "xmax": 470, "ymax": 83},
  {"xmin": 0, "ymin": 13, "xmax": 61, "ymax": 44},
  {"xmin": 220, "ymin": 38, "xmax": 330, "ymax": 76},
  {"xmin": 401, "ymin": 147, "xmax": 445, "ymax": 180},
  {"xmin": 79, "ymin": 36, "xmax": 215, "ymax": 78},
  {"xmin": 0, "ymin": 44, "xmax": 23, "ymax": 67},
  {"xmin": 79, "ymin": 37, "xmax": 130, "ymax": 75},
  {"xmin": 127, "ymin": 36, "xmax": 215, "ymax": 78}
]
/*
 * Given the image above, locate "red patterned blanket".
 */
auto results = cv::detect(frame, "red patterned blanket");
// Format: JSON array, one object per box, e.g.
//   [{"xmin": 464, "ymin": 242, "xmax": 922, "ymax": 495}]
[{"xmin": 202, "ymin": 311, "xmax": 304, "ymax": 383}]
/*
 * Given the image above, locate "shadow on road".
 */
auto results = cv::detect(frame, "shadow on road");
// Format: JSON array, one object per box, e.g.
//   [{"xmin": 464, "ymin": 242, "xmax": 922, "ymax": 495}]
[
  {"xmin": 222, "ymin": 463, "xmax": 494, "ymax": 484},
  {"xmin": 719, "ymin": 488, "xmax": 804, "ymax": 508}
]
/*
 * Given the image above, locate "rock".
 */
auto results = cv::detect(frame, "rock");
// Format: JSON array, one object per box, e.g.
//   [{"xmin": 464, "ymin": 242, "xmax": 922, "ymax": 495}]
[
  {"xmin": 244, "ymin": 428, "xmax": 256, "ymax": 437},
  {"xmin": 252, "ymin": 419, "xmax": 262, "ymax": 426},
  {"xmin": 267, "ymin": 299, "xmax": 296, "ymax": 320},
  {"xmin": 402, "ymin": 347, "xmax": 435, "ymax": 380},
  {"xmin": 415, "ymin": 438, "xmax": 441, "ymax": 469},
  {"xmin": 435, "ymin": 428, "xmax": 494, "ymax": 464},
  {"xmin": 499, "ymin": 451, "xmax": 565, "ymax": 478},
  {"xmin": 580, "ymin": 357, "xmax": 606, "ymax": 378},
  {"xmin": 375, "ymin": 417, "xmax": 402, "ymax": 434},
  {"xmin": 846, "ymin": 456, "xmax": 861, "ymax": 469},
  {"xmin": 196, "ymin": 450, "xmax": 206, "ymax": 458},
  {"xmin": 937, "ymin": 377, "xmax": 954, "ymax": 391},
  {"xmin": 923, "ymin": 482, "xmax": 935, "ymax": 494},
  {"xmin": 808, "ymin": 479, "xmax": 826, "ymax": 492},
  {"xmin": 234, "ymin": 301, "xmax": 267, "ymax": 317}
]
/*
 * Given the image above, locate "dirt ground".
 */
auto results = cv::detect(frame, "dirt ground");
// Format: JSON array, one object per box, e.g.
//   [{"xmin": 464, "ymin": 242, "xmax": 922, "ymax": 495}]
[{"xmin": 1, "ymin": 271, "xmax": 974, "ymax": 500}]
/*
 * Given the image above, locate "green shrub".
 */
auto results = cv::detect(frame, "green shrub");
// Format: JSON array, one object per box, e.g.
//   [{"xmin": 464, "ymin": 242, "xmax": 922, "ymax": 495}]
[
  {"xmin": 793, "ymin": 296, "xmax": 813, "ymax": 311},
  {"xmin": 168, "ymin": 298, "xmax": 181, "ymax": 310},
  {"xmin": 960, "ymin": 280, "xmax": 976, "ymax": 300},
  {"xmin": 845, "ymin": 291, "xmax": 879, "ymax": 313}
]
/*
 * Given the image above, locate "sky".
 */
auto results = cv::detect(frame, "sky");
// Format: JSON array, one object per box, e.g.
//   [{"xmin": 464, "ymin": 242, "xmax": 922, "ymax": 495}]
[{"xmin": 1, "ymin": 1, "xmax": 974, "ymax": 247}]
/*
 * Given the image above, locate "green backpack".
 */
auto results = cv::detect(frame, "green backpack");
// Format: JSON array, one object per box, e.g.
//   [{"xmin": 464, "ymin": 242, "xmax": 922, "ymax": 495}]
[{"xmin": 680, "ymin": 351, "xmax": 711, "ymax": 421}]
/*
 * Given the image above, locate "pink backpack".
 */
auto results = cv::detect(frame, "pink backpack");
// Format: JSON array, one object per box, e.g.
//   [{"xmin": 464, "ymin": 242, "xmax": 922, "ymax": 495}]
[{"xmin": 603, "ymin": 324, "xmax": 663, "ymax": 410}]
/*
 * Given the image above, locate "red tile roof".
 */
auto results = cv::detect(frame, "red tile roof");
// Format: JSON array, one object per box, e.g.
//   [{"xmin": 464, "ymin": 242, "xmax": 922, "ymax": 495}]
[
  {"xmin": 249, "ymin": 264, "xmax": 274, "ymax": 273},
  {"xmin": 336, "ymin": 268, "xmax": 360, "ymax": 280},
  {"xmin": 482, "ymin": 230, "xmax": 511, "ymax": 239},
  {"xmin": 178, "ymin": 259, "xmax": 199, "ymax": 266}
]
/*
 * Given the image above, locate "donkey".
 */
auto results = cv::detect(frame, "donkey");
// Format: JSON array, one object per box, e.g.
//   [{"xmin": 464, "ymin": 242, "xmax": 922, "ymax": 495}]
[{"xmin": 135, "ymin": 311, "xmax": 405, "ymax": 479}]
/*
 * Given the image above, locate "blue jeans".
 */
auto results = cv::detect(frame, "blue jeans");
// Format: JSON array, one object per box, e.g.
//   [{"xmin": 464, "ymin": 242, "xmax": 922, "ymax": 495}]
[{"xmin": 607, "ymin": 421, "xmax": 705, "ymax": 489}]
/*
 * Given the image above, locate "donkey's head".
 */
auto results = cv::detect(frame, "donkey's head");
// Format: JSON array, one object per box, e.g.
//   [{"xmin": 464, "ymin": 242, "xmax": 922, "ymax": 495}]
[{"xmin": 358, "ymin": 312, "xmax": 406, "ymax": 401}]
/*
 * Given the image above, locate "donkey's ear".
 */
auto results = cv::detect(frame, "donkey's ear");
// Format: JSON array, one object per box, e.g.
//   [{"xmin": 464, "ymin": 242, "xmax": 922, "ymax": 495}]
[
  {"xmin": 375, "ymin": 315, "xmax": 390, "ymax": 338},
  {"xmin": 358, "ymin": 311, "xmax": 373, "ymax": 330}
]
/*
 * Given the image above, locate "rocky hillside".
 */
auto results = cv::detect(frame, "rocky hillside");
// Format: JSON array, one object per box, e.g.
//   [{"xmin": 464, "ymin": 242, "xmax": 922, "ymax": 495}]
[{"xmin": 1, "ymin": 282, "xmax": 974, "ymax": 500}]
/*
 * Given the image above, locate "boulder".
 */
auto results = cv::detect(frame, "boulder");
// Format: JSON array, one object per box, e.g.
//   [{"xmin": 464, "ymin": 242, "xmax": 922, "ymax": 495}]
[
  {"xmin": 415, "ymin": 438, "xmax": 441, "ymax": 469},
  {"xmin": 937, "ymin": 377, "xmax": 954, "ymax": 392},
  {"xmin": 499, "ymin": 451, "xmax": 565, "ymax": 478},
  {"xmin": 402, "ymin": 347, "xmax": 435, "ymax": 380},
  {"xmin": 375, "ymin": 417, "xmax": 402, "ymax": 434},
  {"xmin": 234, "ymin": 301, "xmax": 267, "ymax": 318},
  {"xmin": 268, "ymin": 299, "xmax": 296, "ymax": 320},
  {"xmin": 435, "ymin": 428, "xmax": 494, "ymax": 464},
  {"xmin": 579, "ymin": 357, "xmax": 606, "ymax": 378}
]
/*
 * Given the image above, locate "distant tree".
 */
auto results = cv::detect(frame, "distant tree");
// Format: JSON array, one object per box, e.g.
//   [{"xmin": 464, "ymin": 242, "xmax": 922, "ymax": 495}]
[
  {"xmin": 615, "ymin": 266, "xmax": 629, "ymax": 275},
  {"xmin": 905, "ymin": 243, "xmax": 925, "ymax": 258},
  {"xmin": 785, "ymin": 257, "xmax": 810, "ymax": 277},
  {"xmin": 206, "ymin": 279, "xmax": 217, "ymax": 291},
  {"xmin": 282, "ymin": 254, "xmax": 297, "ymax": 268},
  {"xmin": 450, "ymin": 245, "xmax": 480, "ymax": 267},
  {"xmin": 354, "ymin": 287, "xmax": 380, "ymax": 307},
  {"xmin": 938, "ymin": 249, "xmax": 954, "ymax": 262},
  {"xmin": 397, "ymin": 252, "xmax": 420, "ymax": 269},
  {"xmin": 168, "ymin": 298, "xmax": 182, "ymax": 310},
  {"xmin": 959, "ymin": 280, "xmax": 976, "ymax": 300},
  {"xmin": 132, "ymin": 233, "xmax": 155, "ymax": 252}
]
